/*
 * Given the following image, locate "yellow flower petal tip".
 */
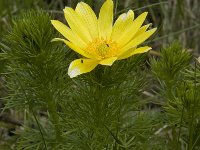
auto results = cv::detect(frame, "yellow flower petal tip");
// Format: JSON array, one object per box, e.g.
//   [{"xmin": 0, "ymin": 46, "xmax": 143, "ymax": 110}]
[
  {"xmin": 51, "ymin": 0, "xmax": 156, "ymax": 78},
  {"xmin": 68, "ymin": 59, "xmax": 98, "ymax": 78}
]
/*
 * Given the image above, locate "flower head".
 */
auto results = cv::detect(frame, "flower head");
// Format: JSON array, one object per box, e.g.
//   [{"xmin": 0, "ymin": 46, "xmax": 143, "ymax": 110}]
[{"xmin": 51, "ymin": 0, "xmax": 157, "ymax": 78}]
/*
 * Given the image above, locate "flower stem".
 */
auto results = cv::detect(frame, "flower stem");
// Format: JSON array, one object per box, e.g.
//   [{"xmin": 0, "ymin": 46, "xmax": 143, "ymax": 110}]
[
  {"xmin": 32, "ymin": 108, "xmax": 48, "ymax": 150},
  {"xmin": 48, "ymin": 100, "xmax": 62, "ymax": 141}
]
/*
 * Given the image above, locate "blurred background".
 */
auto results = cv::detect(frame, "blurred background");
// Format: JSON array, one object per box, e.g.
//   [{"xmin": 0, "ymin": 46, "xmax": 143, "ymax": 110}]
[{"xmin": 0, "ymin": 0, "xmax": 199, "ymax": 148}]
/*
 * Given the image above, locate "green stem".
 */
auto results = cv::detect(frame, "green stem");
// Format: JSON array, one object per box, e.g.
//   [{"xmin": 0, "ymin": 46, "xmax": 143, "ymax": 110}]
[
  {"xmin": 32, "ymin": 109, "xmax": 48, "ymax": 150},
  {"xmin": 114, "ymin": 0, "xmax": 119, "ymax": 17},
  {"xmin": 16, "ymin": 76, "xmax": 48, "ymax": 149},
  {"xmin": 177, "ymin": 106, "xmax": 184, "ymax": 149},
  {"xmin": 48, "ymin": 100, "xmax": 62, "ymax": 141},
  {"xmin": 188, "ymin": 61, "xmax": 198, "ymax": 150},
  {"xmin": 188, "ymin": 110, "xmax": 194, "ymax": 150},
  {"xmin": 96, "ymin": 85, "xmax": 102, "ymax": 127}
]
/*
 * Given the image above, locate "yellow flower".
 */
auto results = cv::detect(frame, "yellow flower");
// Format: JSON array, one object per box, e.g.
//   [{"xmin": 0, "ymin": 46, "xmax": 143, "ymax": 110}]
[{"xmin": 51, "ymin": 0, "xmax": 157, "ymax": 78}]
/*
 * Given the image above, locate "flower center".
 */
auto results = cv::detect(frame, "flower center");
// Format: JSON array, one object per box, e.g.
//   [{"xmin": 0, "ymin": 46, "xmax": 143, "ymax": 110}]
[{"xmin": 85, "ymin": 38, "xmax": 118, "ymax": 59}]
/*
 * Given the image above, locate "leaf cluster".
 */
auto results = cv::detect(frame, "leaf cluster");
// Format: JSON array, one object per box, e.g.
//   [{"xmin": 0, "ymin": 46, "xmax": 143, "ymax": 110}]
[{"xmin": 151, "ymin": 42, "xmax": 200, "ymax": 149}]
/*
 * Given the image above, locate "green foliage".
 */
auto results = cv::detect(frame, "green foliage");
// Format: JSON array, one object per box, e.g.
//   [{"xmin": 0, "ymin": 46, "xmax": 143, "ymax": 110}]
[
  {"xmin": 151, "ymin": 42, "xmax": 200, "ymax": 150},
  {"xmin": 164, "ymin": 81, "xmax": 200, "ymax": 149},
  {"xmin": 2, "ymin": 10, "xmax": 69, "ymax": 110},
  {"xmin": 151, "ymin": 42, "xmax": 192, "ymax": 100},
  {"xmin": 1, "ymin": 10, "xmax": 71, "ymax": 149},
  {"xmin": 59, "ymin": 55, "xmax": 152, "ymax": 149},
  {"xmin": 151, "ymin": 42, "xmax": 191, "ymax": 85}
]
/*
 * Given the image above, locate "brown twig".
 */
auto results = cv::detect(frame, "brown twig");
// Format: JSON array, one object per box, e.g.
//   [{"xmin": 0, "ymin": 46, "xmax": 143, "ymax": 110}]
[{"xmin": 0, "ymin": 113, "xmax": 22, "ymax": 126}]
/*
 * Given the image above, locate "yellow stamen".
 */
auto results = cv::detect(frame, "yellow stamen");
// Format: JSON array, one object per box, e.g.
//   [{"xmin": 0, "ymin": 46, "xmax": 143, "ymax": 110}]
[{"xmin": 85, "ymin": 38, "xmax": 118, "ymax": 59}]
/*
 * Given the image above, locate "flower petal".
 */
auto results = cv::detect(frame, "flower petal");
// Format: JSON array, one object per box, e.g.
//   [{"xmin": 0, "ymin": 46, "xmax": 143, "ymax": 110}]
[
  {"xmin": 68, "ymin": 59, "xmax": 98, "ymax": 78},
  {"xmin": 117, "ymin": 12, "xmax": 148, "ymax": 48},
  {"xmin": 51, "ymin": 20, "xmax": 87, "ymax": 48},
  {"xmin": 75, "ymin": 2, "xmax": 98, "ymax": 39},
  {"xmin": 118, "ymin": 46, "xmax": 152, "ymax": 60},
  {"xmin": 111, "ymin": 10, "xmax": 134, "ymax": 42},
  {"xmin": 119, "ymin": 28, "xmax": 157, "ymax": 55},
  {"xmin": 64, "ymin": 7, "xmax": 92, "ymax": 43},
  {"xmin": 99, "ymin": 57, "xmax": 117, "ymax": 66},
  {"xmin": 98, "ymin": 0, "xmax": 113, "ymax": 39},
  {"xmin": 134, "ymin": 24, "xmax": 151, "ymax": 38},
  {"xmin": 52, "ymin": 38, "xmax": 93, "ymax": 58}
]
